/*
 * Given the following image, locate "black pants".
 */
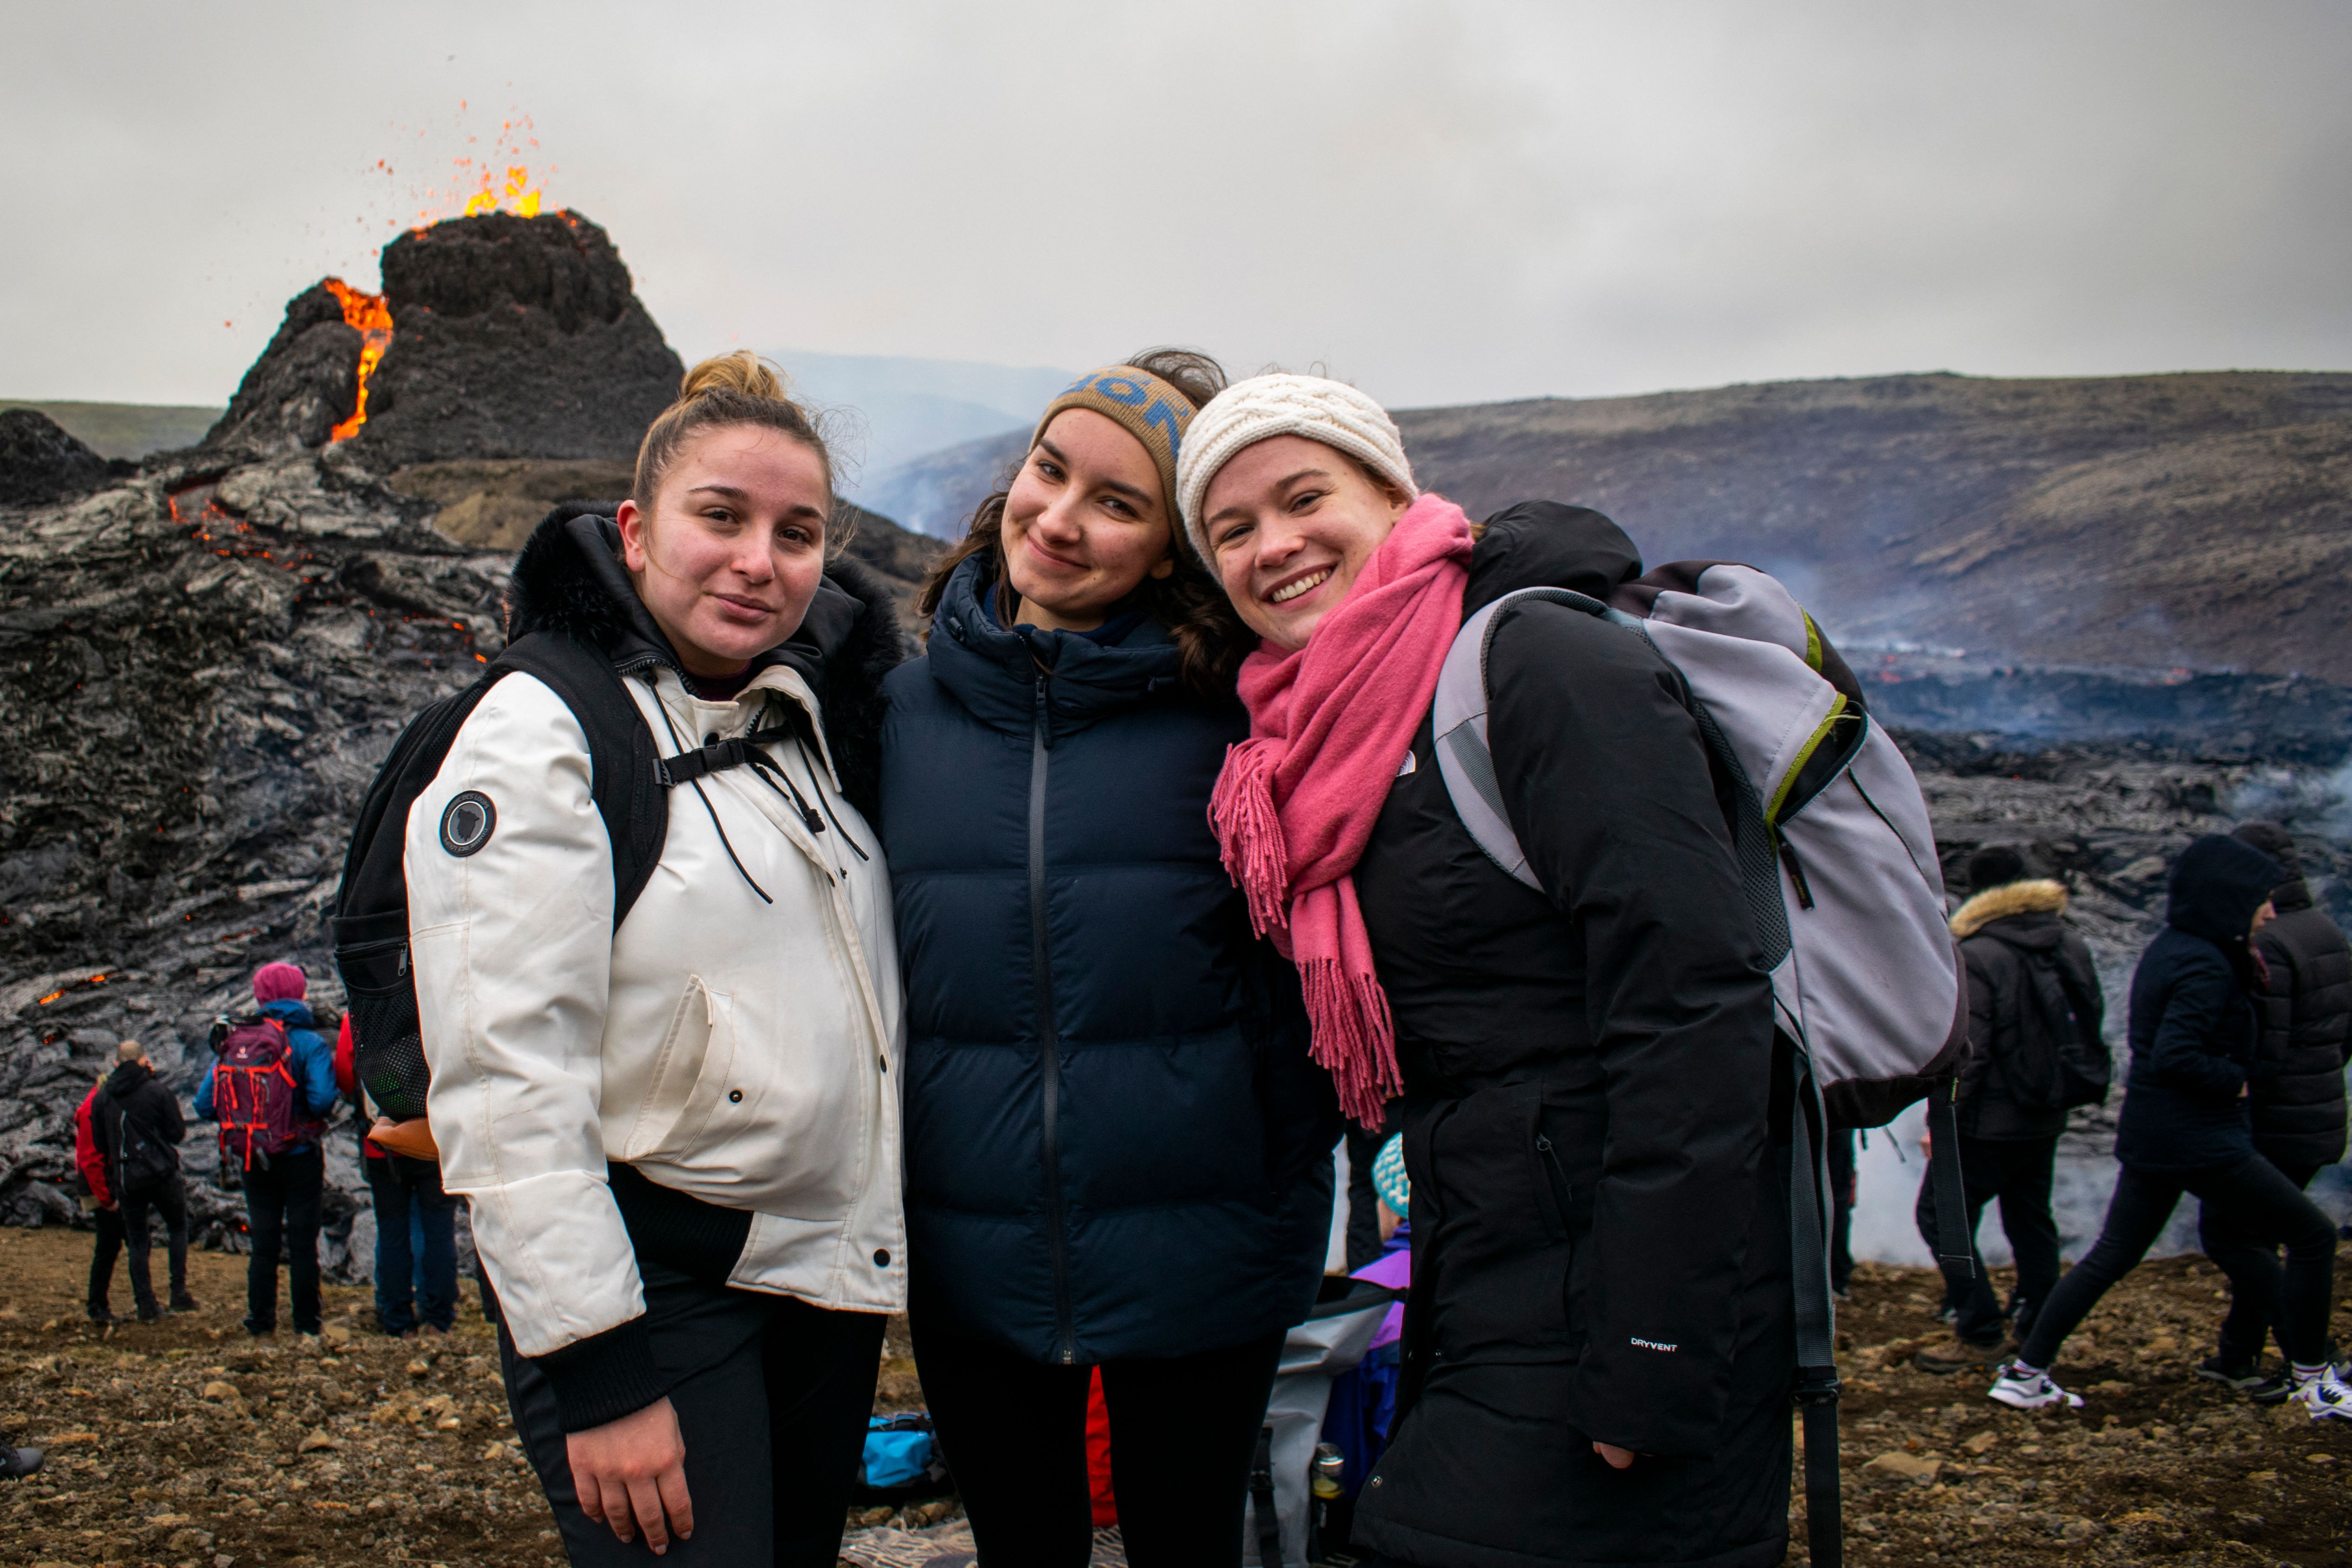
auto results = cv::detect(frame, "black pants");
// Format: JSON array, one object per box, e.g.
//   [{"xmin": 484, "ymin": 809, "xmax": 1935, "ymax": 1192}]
[
  {"xmin": 2201, "ymin": 1157, "xmax": 2325, "ymax": 1364},
  {"xmin": 502, "ymin": 1259, "xmax": 884, "ymax": 1568},
  {"xmin": 121, "ymin": 1177, "xmax": 191, "ymax": 1312},
  {"xmin": 1913, "ymin": 1134, "xmax": 2061, "ymax": 1345},
  {"xmin": 242, "ymin": 1146, "xmax": 324, "ymax": 1335},
  {"xmin": 912, "ymin": 1323, "xmax": 1287, "ymax": 1568},
  {"xmin": 1825, "ymin": 1128, "xmax": 1855, "ymax": 1295},
  {"xmin": 2018, "ymin": 1155, "xmax": 2338, "ymax": 1370},
  {"xmin": 87, "ymin": 1204, "xmax": 126, "ymax": 1313}
]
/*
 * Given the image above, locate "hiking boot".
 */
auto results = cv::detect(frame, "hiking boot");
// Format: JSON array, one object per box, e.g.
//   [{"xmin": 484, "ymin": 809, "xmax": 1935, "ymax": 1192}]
[
  {"xmin": 1916, "ymin": 1336, "xmax": 2005, "ymax": 1375},
  {"xmin": 85, "ymin": 1303, "xmax": 115, "ymax": 1325},
  {"xmin": 169, "ymin": 1291, "xmax": 200, "ymax": 1312},
  {"xmin": 2289, "ymin": 1366, "xmax": 2352, "ymax": 1421},
  {"xmin": 2196, "ymin": 1355, "xmax": 2269, "ymax": 1392},
  {"xmin": 1988, "ymin": 1360, "xmax": 2084, "ymax": 1410},
  {"xmin": 0, "ymin": 1431, "xmax": 40, "ymax": 1480},
  {"xmin": 136, "ymin": 1302, "xmax": 164, "ymax": 1324}
]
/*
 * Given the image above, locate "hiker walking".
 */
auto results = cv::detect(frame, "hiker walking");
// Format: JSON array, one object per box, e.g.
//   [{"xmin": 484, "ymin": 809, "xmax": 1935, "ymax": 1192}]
[
  {"xmin": 79, "ymin": 1040, "xmax": 197, "ymax": 1322},
  {"xmin": 1989, "ymin": 834, "xmax": 2350, "ymax": 1419},
  {"xmin": 404, "ymin": 354, "xmax": 908, "ymax": 1566},
  {"xmin": 2196, "ymin": 822, "xmax": 2352, "ymax": 1394},
  {"xmin": 1913, "ymin": 845, "xmax": 2105, "ymax": 1373},
  {"xmin": 1181, "ymin": 375, "xmax": 1794, "ymax": 1567},
  {"xmin": 880, "ymin": 353, "xmax": 1339, "ymax": 1568},
  {"xmin": 195, "ymin": 962, "xmax": 336, "ymax": 1337}
]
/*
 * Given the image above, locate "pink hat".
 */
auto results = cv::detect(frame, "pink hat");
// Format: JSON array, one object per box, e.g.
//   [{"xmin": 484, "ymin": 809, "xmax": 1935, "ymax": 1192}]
[{"xmin": 252, "ymin": 962, "xmax": 307, "ymax": 1004}]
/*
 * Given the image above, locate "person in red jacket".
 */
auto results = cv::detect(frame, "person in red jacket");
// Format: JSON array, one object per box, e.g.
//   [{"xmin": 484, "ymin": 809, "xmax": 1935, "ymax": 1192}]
[{"xmin": 73, "ymin": 1072, "xmax": 126, "ymax": 1323}]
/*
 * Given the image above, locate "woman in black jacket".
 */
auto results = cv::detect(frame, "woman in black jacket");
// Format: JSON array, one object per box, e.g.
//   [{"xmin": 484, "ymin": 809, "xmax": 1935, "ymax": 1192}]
[
  {"xmin": 1181, "ymin": 374, "xmax": 1792, "ymax": 1568},
  {"xmin": 879, "ymin": 352, "xmax": 1339, "ymax": 1568},
  {"xmin": 1989, "ymin": 834, "xmax": 2349, "ymax": 1420}
]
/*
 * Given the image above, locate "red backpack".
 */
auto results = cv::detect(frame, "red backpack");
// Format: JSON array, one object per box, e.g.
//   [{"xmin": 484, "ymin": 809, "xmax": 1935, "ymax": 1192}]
[{"xmin": 209, "ymin": 1015, "xmax": 323, "ymax": 1169}]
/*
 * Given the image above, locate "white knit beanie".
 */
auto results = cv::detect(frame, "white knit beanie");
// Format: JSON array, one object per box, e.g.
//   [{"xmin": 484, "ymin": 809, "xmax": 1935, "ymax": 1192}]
[{"xmin": 1175, "ymin": 374, "xmax": 1418, "ymax": 561}]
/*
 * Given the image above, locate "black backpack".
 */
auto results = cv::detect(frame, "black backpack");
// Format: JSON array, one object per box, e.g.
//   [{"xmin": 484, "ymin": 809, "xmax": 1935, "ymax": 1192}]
[
  {"xmin": 331, "ymin": 633, "xmax": 668, "ymax": 1122},
  {"xmin": 100, "ymin": 1086, "xmax": 176, "ymax": 1194},
  {"xmin": 1999, "ymin": 944, "xmax": 2113, "ymax": 1113}
]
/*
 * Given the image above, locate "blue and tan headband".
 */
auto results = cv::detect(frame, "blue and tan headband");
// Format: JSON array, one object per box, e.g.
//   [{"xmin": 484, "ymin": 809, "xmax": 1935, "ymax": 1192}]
[{"xmin": 1028, "ymin": 366, "xmax": 1199, "ymax": 523}]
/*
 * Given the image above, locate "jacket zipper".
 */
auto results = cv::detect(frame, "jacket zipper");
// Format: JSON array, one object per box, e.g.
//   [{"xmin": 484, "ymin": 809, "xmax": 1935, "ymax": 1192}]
[{"xmin": 1030, "ymin": 674, "xmax": 1077, "ymax": 1363}]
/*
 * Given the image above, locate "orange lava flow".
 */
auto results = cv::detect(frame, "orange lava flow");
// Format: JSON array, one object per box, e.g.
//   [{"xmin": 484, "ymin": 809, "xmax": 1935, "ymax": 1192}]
[{"xmin": 322, "ymin": 277, "xmax": 394, "ymax": 442}]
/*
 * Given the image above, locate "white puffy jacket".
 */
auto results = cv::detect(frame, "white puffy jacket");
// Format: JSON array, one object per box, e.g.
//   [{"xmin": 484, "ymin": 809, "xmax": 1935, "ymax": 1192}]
[{"xmin": 405, "ymin": 659, "xmax": 905, "ymax": 1363}]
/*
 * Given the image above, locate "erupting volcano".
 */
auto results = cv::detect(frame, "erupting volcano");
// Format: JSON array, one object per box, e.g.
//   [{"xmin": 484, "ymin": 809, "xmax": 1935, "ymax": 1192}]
[{"xmin": 202, "ymin": 208, "xmax": 683, "ymax": 468}]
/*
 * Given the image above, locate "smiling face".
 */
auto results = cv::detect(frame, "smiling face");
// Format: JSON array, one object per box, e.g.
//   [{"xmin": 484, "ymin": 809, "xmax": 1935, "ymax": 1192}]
[
  {"xmin": 615, "ymin": 424, "xmax": 830, "ymax": 677},
  {"xmin": 999, "ymin": 407, "xmax": 1176, "ymax": 632},
  {"xmin": 1200, "ymin": 434, "xmax": 1411, "ymax": 651}
]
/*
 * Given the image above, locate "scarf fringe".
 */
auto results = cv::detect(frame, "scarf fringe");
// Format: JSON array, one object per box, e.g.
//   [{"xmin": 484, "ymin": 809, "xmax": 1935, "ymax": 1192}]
[
  {"xmin": 1210, "ymin": 741, "xmax": 1291, "ymax": 938},
  {"xmin": 1300, "ymin": 955, "xmax": 1403, "ymax": 1129}
]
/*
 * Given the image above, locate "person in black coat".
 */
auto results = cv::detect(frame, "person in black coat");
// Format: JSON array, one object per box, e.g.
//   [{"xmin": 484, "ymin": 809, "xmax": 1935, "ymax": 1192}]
[
  {"xmin": 1992, "ymin": 835, "xmax": 2350, "ymax": 1419},
  {"xmin": 1183, "ymin": 366, "xmax": 1791, "ymax": 1568},
  {"xmin": 2198, "ymin": 822, "xmax": 2352, "ymax": 1384},
  {"xmin": 88, "ymin": 1040, "xmax": 195, "ymax": 1322},
  {"xmin": 1914, "ymin": 845, "xmax": 2104, "ymax": 1372},
  {"xmin": 880, "ymin": 352, "xmax": 1339, "ymax": 1568}
]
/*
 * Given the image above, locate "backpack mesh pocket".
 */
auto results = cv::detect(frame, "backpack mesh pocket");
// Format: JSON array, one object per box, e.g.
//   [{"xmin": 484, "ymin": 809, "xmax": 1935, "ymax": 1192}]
[{"xmin": 335, "ymin": 914, "xmax": 432, "ymax": 1122}]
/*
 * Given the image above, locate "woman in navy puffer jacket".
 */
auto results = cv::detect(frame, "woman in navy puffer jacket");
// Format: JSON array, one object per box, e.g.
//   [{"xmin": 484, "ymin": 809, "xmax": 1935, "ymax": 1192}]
[{"xmin": 880, "ymin": 350, "xmax": 1340, "ymax": 1568}]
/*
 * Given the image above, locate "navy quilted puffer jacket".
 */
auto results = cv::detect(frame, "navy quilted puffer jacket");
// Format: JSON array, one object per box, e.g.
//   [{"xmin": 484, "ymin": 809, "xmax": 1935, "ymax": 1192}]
[{"xmin": 879, "ymin": 551, "xmax": 1338, "ymax": 1365}]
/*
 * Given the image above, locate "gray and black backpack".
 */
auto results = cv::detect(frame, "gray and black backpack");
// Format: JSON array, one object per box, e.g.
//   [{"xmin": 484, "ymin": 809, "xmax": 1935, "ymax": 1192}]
[{"xmin": 1431, "ymin": 561, "xmax": 1972, "ymax": 1568}]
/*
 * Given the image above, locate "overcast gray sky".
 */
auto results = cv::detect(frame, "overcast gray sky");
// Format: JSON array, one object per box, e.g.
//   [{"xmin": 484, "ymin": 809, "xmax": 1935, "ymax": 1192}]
[{"xmin": 5, "ymin": 0, "xmax": 2347, "ymax": 410}]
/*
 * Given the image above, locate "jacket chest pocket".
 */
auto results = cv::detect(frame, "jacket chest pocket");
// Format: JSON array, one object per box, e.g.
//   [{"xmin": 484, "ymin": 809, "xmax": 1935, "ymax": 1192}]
[{"xmin": 621, "ymin": 976, "xmax": 741, "ymax": 1163}]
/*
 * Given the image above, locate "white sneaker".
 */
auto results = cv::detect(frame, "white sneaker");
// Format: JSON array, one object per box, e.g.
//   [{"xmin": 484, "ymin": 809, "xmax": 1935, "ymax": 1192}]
[
  {"xmin": 2289, "ymin": 1366, "xmax": 2352, "ymax": 1421},
  {"xmin": 1988, "ymin": 1360, "xmax": 2085, "ymax": 1410}
]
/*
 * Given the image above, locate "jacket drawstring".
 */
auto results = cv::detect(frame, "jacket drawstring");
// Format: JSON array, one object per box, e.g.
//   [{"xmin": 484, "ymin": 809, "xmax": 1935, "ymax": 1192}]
[{"xmin": 647, "ymin": 677, "xmax": 773, "ymax": 904}]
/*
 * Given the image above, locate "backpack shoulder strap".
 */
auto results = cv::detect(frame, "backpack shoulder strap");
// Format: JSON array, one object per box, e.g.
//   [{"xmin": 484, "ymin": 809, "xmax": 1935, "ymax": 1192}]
[
  {"xmin": 1431, "ymin": 586, "xmax": 1626, "ymax": 892},
  {"xmin": 492, "ymin": 633, "xmax": 670, "ymax": 926}
]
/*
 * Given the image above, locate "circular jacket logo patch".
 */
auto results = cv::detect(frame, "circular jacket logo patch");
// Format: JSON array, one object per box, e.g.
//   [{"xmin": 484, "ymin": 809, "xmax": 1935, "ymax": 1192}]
[{"xmin": 439, "ymin": 791, "xmax": 496, "ymax": 857}]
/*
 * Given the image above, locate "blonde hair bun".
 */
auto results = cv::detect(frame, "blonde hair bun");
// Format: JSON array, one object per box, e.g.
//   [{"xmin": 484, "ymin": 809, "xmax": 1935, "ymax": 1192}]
[
  {"xmin": 632, "ymin": 351, "xmax": 837, "ymax": 526},
  {"xmin": 679, "ymin": 349, "xmax": 795, "ymax": 406}
]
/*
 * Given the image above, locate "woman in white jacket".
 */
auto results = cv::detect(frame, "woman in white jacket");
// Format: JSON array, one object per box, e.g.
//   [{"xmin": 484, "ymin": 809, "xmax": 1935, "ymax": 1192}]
[{"xmin": 406, "ymin": 354, "xmax": 908, "ymax": 1564}]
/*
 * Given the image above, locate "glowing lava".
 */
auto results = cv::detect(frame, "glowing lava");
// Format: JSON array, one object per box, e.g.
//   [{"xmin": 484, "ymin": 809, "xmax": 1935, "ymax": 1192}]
[
  {"xmin": 322, "ymin": 277, "xmax": 394, "ymax": 442},
  {"xmin": 466, "ymin": 163, "xmax": 544, "ymax": 218}
]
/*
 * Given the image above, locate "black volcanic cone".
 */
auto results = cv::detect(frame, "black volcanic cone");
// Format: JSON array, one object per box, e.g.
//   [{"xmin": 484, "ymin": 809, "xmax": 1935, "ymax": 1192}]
[
  {"xmin": 201, "ymin": 284, "xmax": 363, "ymax": 453},
  {"xmin": 204, "ymin": 210, "xmax": 685, "ymax": 467},
  {"xmin": 0, "ymin": 408, "xmax": 120, "ymax": 505}
]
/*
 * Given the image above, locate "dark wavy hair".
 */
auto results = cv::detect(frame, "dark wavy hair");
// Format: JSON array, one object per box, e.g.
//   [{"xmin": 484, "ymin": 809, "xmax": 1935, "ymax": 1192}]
[{"xmin": 914, "ymin": 347, "xmax": 1254, "ymax": 695}]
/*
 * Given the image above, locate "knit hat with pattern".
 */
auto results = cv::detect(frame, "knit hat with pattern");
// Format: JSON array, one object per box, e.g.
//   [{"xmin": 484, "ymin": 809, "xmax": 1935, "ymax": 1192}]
[
  {"xmin": 1027, "ymin": 365, "xmax": 1201, "ymax": 526},
  {"xmin": 1174, "ymin": 374, "xmax": 1418, "ymax": 561}
]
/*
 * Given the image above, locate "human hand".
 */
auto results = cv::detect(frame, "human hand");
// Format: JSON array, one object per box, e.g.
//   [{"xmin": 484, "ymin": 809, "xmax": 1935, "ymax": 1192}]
[
  {"xmin": 1594, "ymin": 1441, "xmax": 1635, "ymax": 1470},
  {"xmin": 366, "ymin": 1117, "xmax": 439, "ymax": 1160},
  {"xmin": 566, "ymin": 1396, "xmax": 692, "ymax": 1553}
]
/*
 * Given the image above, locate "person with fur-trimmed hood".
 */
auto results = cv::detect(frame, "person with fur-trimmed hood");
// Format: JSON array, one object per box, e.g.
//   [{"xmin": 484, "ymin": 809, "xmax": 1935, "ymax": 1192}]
[
  {"xmin": 404, "ymin": 353, "xmax": 911, "ymax": 1566},
  {"xmin": 1913, "ymin": 845, "xmax": 2103, "ymax": 1374}
]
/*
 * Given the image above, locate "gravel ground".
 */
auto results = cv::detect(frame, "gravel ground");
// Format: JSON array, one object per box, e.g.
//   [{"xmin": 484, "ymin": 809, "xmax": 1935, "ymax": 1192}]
[{"xmin": 4, "ymin": 1228, "xmax": 2348, "ymax": 1567}]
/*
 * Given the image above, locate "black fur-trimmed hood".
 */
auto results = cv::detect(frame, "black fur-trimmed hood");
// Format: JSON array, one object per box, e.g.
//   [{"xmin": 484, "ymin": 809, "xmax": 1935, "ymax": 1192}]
[{"xmin": 503, "ymin": 501, "xmax": 911, "ymax": 818}]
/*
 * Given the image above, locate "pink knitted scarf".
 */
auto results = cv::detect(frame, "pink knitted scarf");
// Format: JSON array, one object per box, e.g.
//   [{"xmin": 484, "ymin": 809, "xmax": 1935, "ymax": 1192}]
[{"xmin": 1209, "ymin": 494, "xmax": 1475, "ymax": 1125}]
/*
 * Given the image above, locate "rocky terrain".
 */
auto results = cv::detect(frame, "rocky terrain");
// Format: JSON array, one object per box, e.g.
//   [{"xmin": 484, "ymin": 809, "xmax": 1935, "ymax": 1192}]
[
  {"xmin": 2, "ymin": 1226, "xmax": 2344, "ymax": 1568},
  {"xmin": 880, "ymin": 370, "xmax": 2352, "ymax": 683}
]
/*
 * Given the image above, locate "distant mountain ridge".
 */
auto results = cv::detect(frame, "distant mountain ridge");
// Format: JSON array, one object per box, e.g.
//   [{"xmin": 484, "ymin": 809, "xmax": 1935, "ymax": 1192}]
[
  {"xmin": 771, "ymin": 350, "xmax": 1072, "ymax": 503},
  {"xmin": 869, "ymin": 370, "xmax": 2352, "ymax": 683},
  {"xmin": 0, "ymin": 400, "xmax": 220, "ymax": 460}
]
